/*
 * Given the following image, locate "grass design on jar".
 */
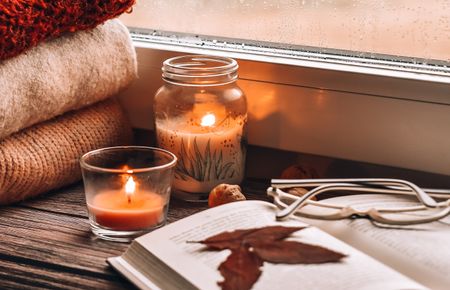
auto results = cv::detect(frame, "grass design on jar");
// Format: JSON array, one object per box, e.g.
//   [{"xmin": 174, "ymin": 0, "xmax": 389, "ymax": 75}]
[{"xmin": 176, "ymin": 137, "xmax": 239, "ymax": 182}]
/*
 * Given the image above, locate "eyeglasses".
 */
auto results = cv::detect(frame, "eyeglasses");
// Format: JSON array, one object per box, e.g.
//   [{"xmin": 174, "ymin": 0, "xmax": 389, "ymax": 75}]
[{"xmin": 267, "ymin": 178, "xmax": 450, "ymax": 225}]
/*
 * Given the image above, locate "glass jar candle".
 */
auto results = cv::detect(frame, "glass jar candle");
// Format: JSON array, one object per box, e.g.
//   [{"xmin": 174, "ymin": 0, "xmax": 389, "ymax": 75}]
[
  {"xmin": 80, "ymin": 146, "xmax": 177, "ymax": 242},
  {"xmin": 154, "ymin": 55, "xmax": 247, "ymax": 201}
]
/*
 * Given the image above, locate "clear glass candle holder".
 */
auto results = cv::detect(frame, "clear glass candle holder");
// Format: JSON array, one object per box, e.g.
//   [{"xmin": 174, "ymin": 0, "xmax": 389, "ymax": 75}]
[{"xmin": 80, "ymin": 146, "xmax": 177, "ymax": 242}]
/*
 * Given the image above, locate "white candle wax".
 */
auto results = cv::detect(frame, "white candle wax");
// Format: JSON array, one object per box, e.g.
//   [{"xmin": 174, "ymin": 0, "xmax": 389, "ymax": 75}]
[{"xmin": 156, "ymin": 114, "xmax": 246, "ymax": 195}]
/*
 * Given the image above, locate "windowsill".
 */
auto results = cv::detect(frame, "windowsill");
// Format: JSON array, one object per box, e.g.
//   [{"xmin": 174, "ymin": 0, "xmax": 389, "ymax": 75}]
[{"xmin": 131, "ymin": 30, "xmax": 450, "ymax": 105}]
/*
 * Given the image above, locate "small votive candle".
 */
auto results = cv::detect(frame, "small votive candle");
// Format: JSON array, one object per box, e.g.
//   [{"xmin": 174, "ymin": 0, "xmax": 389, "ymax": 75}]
[{"xmin": 80, "ymin": 146, "xmax": 177, "ymax": 242}]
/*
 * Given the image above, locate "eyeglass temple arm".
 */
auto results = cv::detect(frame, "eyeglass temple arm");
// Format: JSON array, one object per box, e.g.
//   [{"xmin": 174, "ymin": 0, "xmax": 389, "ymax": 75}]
[
  {"xmin": 273, "ymin": 183, "xmax": 355, "ymax": 220},
  {"xmin": 271, "ymin": 178, "xmax": 439, "ymax": 208}
]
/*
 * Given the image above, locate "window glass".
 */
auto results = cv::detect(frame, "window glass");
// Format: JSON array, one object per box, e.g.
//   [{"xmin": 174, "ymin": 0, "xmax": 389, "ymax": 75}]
[{"xmin": 120, "ymin": 0, "xmax": 449, "ymax": 64}]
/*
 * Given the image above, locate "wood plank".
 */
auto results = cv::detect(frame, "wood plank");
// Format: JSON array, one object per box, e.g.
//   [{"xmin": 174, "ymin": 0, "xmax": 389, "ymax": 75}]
[
  {"xmin": 19, "ymin": 178, "xmax": 270, "ymax": 223},
  {"xmin": 0, "ymin": 207, "xmax": 127, "ymax": 276},
  {"xmin": 19, "ymin": 185, "xmax": 210, "ymax": 223},
  {"xmin": 165, "ymin": 178, "xmax": 269, "ymax": 223},
  {"xmin": 18, "ymin": 184, "xmax": 88, "ymax": 217},
  {"xmin": 0, "ymin": 258, "xmax": 131, "ymax": 290}
]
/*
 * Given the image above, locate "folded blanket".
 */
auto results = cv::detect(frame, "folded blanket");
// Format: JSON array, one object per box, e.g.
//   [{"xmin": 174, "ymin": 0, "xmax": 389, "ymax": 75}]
[
  {"xmin": 0, "ymin": 0, "xmax": 136, "ymax": 60},
  {"xmin": 0, "ymin": 98, "xmax": 132, "ymax": 205},
  {"xmin": 0, "ymin": 19, "xmax": 137, "ymax": 140}
]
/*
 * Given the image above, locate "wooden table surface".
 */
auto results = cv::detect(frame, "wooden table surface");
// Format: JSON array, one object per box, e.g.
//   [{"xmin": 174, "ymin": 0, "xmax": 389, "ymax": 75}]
[
  {"xmin": 0, "ymin": 179, "xmax": 269, "ymax": 289},
  {"xmin": 2, "ymin": 129, "xmax": 449, "ymax": 289}
]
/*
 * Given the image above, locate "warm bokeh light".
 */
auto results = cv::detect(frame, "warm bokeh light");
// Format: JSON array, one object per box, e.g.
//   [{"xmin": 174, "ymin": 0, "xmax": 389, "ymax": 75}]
[{"xmin": 200, "ymin": 113, "xmax": 216, "ymax": 127}]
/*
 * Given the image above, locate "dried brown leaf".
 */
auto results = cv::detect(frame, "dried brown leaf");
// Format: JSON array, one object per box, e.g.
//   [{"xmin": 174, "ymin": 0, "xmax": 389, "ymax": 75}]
[
  {"xmin": 198, "ymin": 226, "xmax": 306, "ymax": 250},
  {"xmin": 199, "ymin": 228, "xmax": 259, "ymax": 250},
  {"xmin": 218, "ymin": 246, "xmax": 263, "ymax": 290},
  {"xmin": 193, "ymin": 225, "xmax": 346, "ymax": 290},
  {"xmin": 244, "ymin": 226, "xmax": 307, "ymax": 243},
  {"xmin": 251, "ymin": 240, "xmax": 346, "ymax": 264}
]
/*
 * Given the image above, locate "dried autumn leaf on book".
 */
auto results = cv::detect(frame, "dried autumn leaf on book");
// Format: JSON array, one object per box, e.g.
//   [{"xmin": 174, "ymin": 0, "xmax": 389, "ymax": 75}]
[
  {"xmin": 194, "ymin": 226, "xmax": 346, "ymax": 290},
  {"xmin": 243, "ymin": 226, "xmax": 307, "ymax": 243},
  {"xmin": 199, "ymin": 226, "xmax": 306, "ymax": 250},
  {"xmin": 200, "ymin": 228, "xmax": 260, "ymax": 250},
  {"xmin": 218, "ymin": 246, "xmax": 263, "ymax": 290},
  {"xmin": 250, "ymin": 240, "xmax": 346, "ymax": 264}
]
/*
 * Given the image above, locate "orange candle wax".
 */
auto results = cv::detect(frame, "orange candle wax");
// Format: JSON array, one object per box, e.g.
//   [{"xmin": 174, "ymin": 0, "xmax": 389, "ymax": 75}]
[
  {"xmin": 87, "ymin": 177, "xmax": 166, "ymax": 231},
  {"xmin": 88, "ymin": 191, "xmax": 166, "ymax": 231}
]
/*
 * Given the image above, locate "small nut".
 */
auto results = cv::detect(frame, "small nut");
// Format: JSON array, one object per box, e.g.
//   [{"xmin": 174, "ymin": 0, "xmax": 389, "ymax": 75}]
[
  {"xmin": 286, "ymin": 187, "xmax": 317, "ymax": 201},
  {"xmin": 281, "ymin": 164, "xmax": 319, "ymax": 201},
  {"xmin": 280, "ymin": 164, "xmax": 319, "ymax": 179},
  {"xmin": 208, "ymin": 184, "xmax": 246, "ymax": 208}
]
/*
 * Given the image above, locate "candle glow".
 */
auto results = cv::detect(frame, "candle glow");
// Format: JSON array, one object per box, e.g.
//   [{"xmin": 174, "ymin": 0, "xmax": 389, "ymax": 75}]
[
  {"xmin": 125, "ymin": 176, "xmax": 136, "ymax": 203},
  {"xmin": 200, "ymin": 113, "xmax": 216, "ymax": 127}
]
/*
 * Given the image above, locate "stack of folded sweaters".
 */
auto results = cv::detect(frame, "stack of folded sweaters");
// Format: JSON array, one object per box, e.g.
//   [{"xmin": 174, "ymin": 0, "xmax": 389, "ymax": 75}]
[{"xmin": 0, "ymin": 0, "xmax": 137, "ymax": 204}]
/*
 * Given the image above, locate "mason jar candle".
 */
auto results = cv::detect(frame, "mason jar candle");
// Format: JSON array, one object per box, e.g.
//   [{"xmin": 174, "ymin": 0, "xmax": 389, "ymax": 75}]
[{"xmin": 154, "ymin": 55, "xmax": 247, "ymax": 201}]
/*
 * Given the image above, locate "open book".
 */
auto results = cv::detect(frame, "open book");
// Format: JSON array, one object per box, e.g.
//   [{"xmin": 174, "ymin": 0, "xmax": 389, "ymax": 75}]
[
  {"xmin": 302, "ymin": 194, "xmax": 450, "ymax": 290},
  {"xmin": 108, "ymin": 196, "xmax": 449, "ymax": 290}
]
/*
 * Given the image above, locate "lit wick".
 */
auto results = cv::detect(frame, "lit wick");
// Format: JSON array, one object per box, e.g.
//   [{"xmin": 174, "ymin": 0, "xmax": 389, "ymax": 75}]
[
  {"xmin": 200, "ymin": 113, "xmax": 216, "ymax": 127},
  {"xmin": 125, "ymin": 176, "xmax": 136, "ymax": 204}
]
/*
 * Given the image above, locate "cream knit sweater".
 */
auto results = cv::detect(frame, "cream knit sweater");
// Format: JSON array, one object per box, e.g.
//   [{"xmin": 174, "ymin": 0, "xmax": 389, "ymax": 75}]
[{"xmin": 0, "ymin": 19, "xmax": 137, "ymax": 140}]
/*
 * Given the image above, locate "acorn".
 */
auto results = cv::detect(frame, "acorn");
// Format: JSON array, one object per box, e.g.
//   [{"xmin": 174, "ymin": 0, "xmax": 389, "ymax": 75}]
[{"xmin": 208, "ymin": 184, "xmax": 246, "ymax": 208}]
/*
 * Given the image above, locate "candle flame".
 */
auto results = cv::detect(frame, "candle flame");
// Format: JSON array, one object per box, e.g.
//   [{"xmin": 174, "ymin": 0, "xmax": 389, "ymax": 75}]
[
  {"xmin": 200, "ymin": 113, "xmax": 216, "ymax": 127},
  {"xmin": 125, "ymin": 176, "xmax": 136, "ymax": 203}
]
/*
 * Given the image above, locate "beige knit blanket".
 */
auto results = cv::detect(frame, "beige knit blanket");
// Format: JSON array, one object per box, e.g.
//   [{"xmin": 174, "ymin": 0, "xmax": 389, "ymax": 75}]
[
  {"xmin": 0, "ymin": 19, "xmax": 137, "ymax": 140},
  {"xmin": 0, "ymin": 99, "xmax": 132, "ymax": 205}
]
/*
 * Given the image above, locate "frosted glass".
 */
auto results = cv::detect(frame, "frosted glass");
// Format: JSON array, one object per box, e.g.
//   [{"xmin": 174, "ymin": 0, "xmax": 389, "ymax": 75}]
[{"xmin": 121, "ymin": 0, "xmax": 449, "ymax": 63}]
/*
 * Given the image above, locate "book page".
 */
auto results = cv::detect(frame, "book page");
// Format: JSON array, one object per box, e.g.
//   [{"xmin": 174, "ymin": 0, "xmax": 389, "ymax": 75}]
[
  {"xmin": 303, "ymin": 194, "xmax": 450, "ymax": 290},
  {"xmin": 128, "ymin": 200, "xmax": 423, "ymax": 290}
]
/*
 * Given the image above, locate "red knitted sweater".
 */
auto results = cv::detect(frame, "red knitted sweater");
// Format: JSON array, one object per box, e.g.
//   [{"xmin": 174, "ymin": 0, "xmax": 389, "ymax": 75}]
[{"xmin": 0, "ymin": 0, "xmax": 135, "ymax": 61}]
